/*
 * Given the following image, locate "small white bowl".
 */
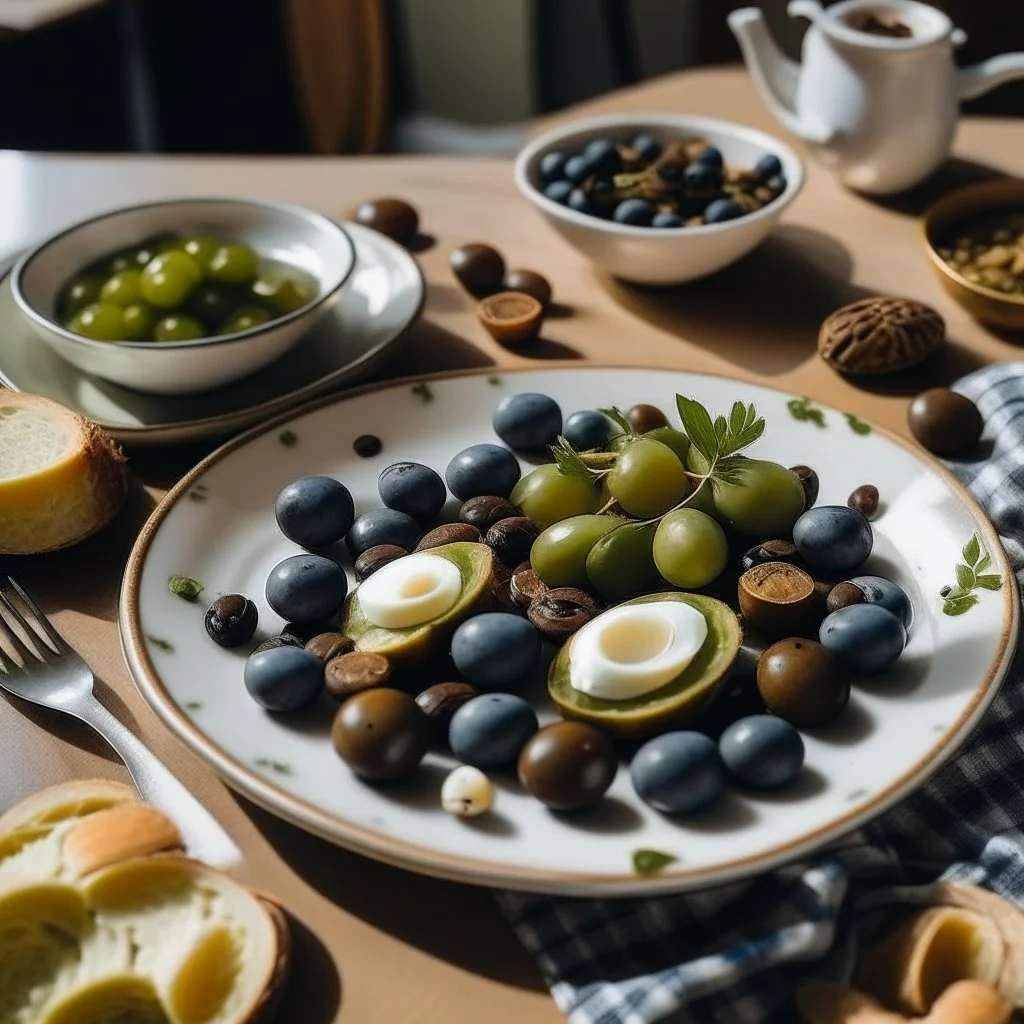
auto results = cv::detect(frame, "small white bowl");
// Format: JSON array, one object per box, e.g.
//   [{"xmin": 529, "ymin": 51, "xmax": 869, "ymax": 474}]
[
  {"xmin": 514, "ymin": 113, "xmax": 805, "ymax": 285},
  {"xmin": 12, "ymin": 197, "xmax": 356, "ymax": 396}
]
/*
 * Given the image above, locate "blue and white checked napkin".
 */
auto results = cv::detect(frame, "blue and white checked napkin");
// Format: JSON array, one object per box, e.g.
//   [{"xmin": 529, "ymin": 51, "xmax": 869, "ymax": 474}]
[{"xmin": 497, "ymin": 363, "xmax": 1024, "ymax": 1024}]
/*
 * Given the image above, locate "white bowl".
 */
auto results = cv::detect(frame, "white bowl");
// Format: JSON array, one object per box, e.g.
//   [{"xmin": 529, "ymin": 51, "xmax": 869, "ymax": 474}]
[
  {"xmin": 514, "ymin": 113, "xmax": 805, "ymax": 285},
  {"xmin": 12, "ymin": 197, "xmax": 356, "ymax": 396}
]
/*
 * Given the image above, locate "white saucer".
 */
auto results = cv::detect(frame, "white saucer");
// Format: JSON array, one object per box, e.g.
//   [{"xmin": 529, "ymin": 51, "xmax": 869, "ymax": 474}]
[{"xmin": 0, "ymin": 222, "xmax": 424, "ymax": 446}]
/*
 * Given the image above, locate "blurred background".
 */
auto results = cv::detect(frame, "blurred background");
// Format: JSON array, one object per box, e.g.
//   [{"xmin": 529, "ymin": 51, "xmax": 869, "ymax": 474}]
[{"xmin": 0, "ymin": 0, "xmax": 1020, "ymax": 156}]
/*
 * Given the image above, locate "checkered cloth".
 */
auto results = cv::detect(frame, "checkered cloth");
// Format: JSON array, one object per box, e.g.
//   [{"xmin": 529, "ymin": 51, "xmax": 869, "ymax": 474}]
[{"xmin": 497, "ymin": 363, "xmax": 1024, "ymax": 1024}]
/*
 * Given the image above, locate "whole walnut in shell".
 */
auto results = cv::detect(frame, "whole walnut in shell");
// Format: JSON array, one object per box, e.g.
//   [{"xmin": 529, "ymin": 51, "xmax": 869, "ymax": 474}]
[{"xmin": 818, "ymin": 297, "xmax": 945, "ymax": 375}]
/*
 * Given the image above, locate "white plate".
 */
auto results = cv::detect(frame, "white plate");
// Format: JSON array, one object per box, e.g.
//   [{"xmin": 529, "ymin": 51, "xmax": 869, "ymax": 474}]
[
  {"xmin": 0, "ymin": 222, "xmax": 423, "ymax": 446},
  {"xmin": 120, "ymin": 368, "xmax": 1017, "ymax": 896}
]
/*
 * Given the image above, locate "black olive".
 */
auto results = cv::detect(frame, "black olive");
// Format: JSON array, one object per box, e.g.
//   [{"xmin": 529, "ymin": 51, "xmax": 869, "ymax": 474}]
[{"xmin": 205, "ymin": 594, "xmax": 258, "ymax": 647}]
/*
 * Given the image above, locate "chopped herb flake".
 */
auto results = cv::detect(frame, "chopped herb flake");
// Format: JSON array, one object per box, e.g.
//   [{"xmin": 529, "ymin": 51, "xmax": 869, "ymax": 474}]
[
  {"xmin": 255, "ymin": 758, "xmax": 293, "ymax": 775},
  {"xmin": 147, "ymin": 635, "xmax": 174, "ymax": 653},
  {"xmin": 411, "ymin": 382, "xmax": 434, "ymax": 403},
  {"xmin": 787, "ymin": 397, "xmax": 826, "ymax": 428},
  {"xmin": 632, "ymin": 849, "xmax": 677, "ymax": 875},
  {"xmin": 168, "ymin": 575, "xmax": 204, "ymax": 602},
  {"xmin": 279, "ymin": 429, "xmax": 299, "ymax": 447},
  {"xmin": 845, "ymin": 413, "xmax": 871, "ymax": 436}
]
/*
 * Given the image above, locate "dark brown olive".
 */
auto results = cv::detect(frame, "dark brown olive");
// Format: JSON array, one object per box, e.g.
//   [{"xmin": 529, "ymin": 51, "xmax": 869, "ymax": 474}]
[
  {"xmin": 450, "ymin": 243, "xmax": 505, "ymax": 297},
  {"xmin": 627, "ymin": 403, "xmax": 669, "ymax": 433},
  {"xmin": 517, "ymin": 721, "xmax": 617, "ymax": 811},
  {"xmin": 826, "ymin": 581, "xmax": 865, "ymax": 613},
  {"xmin": 756, "ymin": 638, "xmax": 850, "ymax": 727},
  {"xmin": 354, "ymin": 198, "xmax": 419, "ymax": 244},
  {"xmin": 790, "ymin": 465, "xmax": 820, "ymax": 510},
  {"xmin": 353, "ymin": 434, "xmax": 383, "ymax": 458},
  {"xmin": 305, "ymin": 632, "xmax": 355, "ymax": 663},
  {"xmin": 510, "ymin": 562, "xmax": 548, "ymax": 609},
  {"xmin": 478, "ymin": 291, "xmax": 543, "ymax": 346},
  {"xmin": 415, "ymin": 681, "xmax": 478, "ymax": 733},
  {"xmin": 253, "ymin": 633, "xmax": 303, "ymax": 654},
  {"xmin": 485, "ymin": 516, "xmax": 540, "ymax": 567},
  {"xmin": 330, "ymin": 688, "xmax": 431, "ymax": 779},
  {"xmin": 739, "ymin": 539, "xmax": 800, "ymax": 573},
  {"xmin": 204, "ymin": 594, "xmax": 258, "ymax": 647},
  {"xmin": 416, "ymin": 523, "xmax": 481, "ymax": 551},
  {"xmin": 354, "ymin": 544, "xmax": 408, "ymax": 583},
  {"xmin": 503, "ymin": 268, "xmax": 552, "ymax": 308},
  {"xmin": 908, "ymin": 388, "xmax": 983, "ymax": 456},
  {"xmin": 848, "ymin": 484, "xmax": 879, "ymax": 520},
  {"xmin": 325, "ymin": 651, "xmax": 392, "ymax": 701},
  {"xmin": 459, "ymin": 495, "xmax": 520, "ymax": 530},
  {"xmin": 528, "ymin": 587, "xmax": 599, "ymax": 642}
]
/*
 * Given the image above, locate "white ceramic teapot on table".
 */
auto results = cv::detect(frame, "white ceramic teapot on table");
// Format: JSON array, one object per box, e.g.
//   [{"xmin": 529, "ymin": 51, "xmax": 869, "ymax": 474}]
[{"xmin": 729, "ymin": 0, "xmax": 1024, "ymax": 194}]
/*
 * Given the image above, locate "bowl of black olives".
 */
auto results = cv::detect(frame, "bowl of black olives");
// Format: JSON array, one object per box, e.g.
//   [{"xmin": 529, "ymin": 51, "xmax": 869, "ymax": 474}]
[
  {"xmin": 514, "ymin": 113, "xmax": 804, "ymax": 284},
  {"xmin": 12, "ymin": 197, "xmax": 356, "ymax": 395}
]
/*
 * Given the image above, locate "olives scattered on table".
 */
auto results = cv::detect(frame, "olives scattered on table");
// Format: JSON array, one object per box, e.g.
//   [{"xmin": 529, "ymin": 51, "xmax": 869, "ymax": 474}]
[
  {"xmin": 200, "ymin": 383, "xmax": 926, "ymax": 822},
  {"xmin": 58, "ymin": 232, "xmax": 316, "ymax": 343},
  {"xmin": 908, "ymin": 387, "xmax": 983, "ymax": 456},
  {"xmin": 538, "ymin": 133, "xmax": 787, "ymax": 227}
]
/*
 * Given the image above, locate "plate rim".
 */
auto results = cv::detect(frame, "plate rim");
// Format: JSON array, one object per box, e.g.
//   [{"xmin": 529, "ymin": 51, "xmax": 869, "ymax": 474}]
[
  {"xmin": 119, "ymin": 365, "xmax": 1019, "ymax": 896},
  {"xmin": 0, "ymin": 222, "xmax": 426, "ymax": 446}
]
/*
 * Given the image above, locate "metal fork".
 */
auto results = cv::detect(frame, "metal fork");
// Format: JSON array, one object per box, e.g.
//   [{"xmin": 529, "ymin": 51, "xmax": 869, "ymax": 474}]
[{"xmin": 0, "ymin": 576, "xmax": 242, "ymax": 870}]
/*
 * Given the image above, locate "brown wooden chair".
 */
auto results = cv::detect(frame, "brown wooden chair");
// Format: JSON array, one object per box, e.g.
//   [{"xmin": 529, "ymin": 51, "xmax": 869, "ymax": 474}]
[{"xmin": 284, "ymin": 0, "xmax": 390, "ymax": 154}]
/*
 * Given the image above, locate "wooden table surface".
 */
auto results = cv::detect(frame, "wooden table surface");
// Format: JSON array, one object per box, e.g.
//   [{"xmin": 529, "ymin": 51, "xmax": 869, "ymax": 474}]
[{"xmin": 3, "ymin": 66, "xmax": 1024, "ymax": 1024}]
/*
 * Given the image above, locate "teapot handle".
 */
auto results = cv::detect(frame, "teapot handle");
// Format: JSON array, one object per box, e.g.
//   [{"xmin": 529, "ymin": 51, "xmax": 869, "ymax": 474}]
[{"xmin": 958, "ymin": 53, "xmax": 1024, "ymax": 101}]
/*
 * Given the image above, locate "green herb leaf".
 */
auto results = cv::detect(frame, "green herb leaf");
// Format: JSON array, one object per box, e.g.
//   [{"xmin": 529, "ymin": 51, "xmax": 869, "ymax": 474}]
[
  {"xmin": 943, "ymin": 594, "xmax": 979, "ymax": 617},
  {"xmin": 715, "ymin": 454, "xmax": 750, "ymax": 486},
  {"xmin": 168, "ymin": 575, "xmax": 204, "ymax": 602},
  {"xmin": 845, "ymin": 413, "xmax": 871, "ymax": 436},
  {"xmin": 676, "ymin": 395, "xmax": 719, "ymax": 463},
  {"xmin": 632, "ymin": 849, "xmax": 678, "ymax": 875},
  {"xmin": 551, "ymin": 437, "xmax": 598, "ymax": 480},
  {"xmin": 598, "ymin": 406, "xmax": 634, "ymax": 436},
  {"xmin": 719, "ymin": 408, "xmax": 764, "ymax": 456},
  {"xmin": 975, "ymin": 552, "xmax": 992, "ymax": 574},
  {"xmin": 729, "ymin": 401, "xmax": 746, "ymax": 437},
  {"xmin": 255, "ymin": 758, "xmax": 293, "ymax": 775},
  {"xmin": 488, "ymin": 376, "xmax": 502, "ymax": 385},
  {"xmin": 185, "ymin": 701, "xmax": 203, "ymax": 711},
  {"xmin": 787, "ymin": 397, "xmax": 826, "ymax": 428},
  {"xmin": 955, "ymin": 564, "xmax": 976, "ymax": 591},
  {"xmin": 279, "ymin": 429, "xmax": 298, "ymax": 447},
  {"xmin": 962, "ymin": 535, "xmax": 981, "ymax": 567},
  {"xmin": 411, "ymin": 382, "xmax": 434, "ymax": 404},
  {"xmin": 976, "ymin": 574, "xmax": 1003, "ymax": 591},
  {"xmin": 714, "ymin": 415, "xmax": 728, "ymax": 446},
  {"xmin": 146, "ymin": 635, "xmax": 174, "ymax": 653}
]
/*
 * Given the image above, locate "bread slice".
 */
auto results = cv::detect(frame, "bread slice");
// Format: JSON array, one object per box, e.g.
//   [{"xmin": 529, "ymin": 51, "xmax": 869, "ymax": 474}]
[
  {"xmin": 0, "ymin": 781, "xmax": 290, "ymax": 1024},
  {"xmin": 0, "ymin": 391, "xmax": 128, "ymax": 554}
]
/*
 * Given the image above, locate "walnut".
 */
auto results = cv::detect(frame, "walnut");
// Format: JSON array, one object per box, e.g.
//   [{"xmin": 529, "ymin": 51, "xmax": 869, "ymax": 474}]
[{"xmin": 818, "ymin": 297, "xmax": 946, "ymax": 375}]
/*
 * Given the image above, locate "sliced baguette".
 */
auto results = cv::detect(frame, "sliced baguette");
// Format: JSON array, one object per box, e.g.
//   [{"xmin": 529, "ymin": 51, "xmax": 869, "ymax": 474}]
[{"xmin": 0, "ymin": 391, "xmax": 128, "ymax": 555}]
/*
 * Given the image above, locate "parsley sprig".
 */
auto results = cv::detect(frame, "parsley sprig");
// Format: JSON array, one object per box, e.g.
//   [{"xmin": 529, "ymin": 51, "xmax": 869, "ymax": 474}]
[{"xmin": 549, "ymin": 395, "xmax": 765, "ymax": 524}]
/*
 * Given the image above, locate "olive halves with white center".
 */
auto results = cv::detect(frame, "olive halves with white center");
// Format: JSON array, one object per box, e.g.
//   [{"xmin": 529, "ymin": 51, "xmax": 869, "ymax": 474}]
[
  {"xmin": 518, "ymin": 721, "xmax": 617, "ymax": 811},
  {"xmin": 205, "ymin": 594, "xmax": 258, "ymax": 647}
]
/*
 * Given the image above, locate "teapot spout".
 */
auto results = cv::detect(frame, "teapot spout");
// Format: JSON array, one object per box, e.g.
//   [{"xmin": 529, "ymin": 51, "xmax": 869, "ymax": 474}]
[
  {"xmin": 958, "ymin": 52, "xmax": 1024, "ymax": 101},
  {"xmin": 728, "ymin": 7, "xmax": 832, "ymax": 143}
]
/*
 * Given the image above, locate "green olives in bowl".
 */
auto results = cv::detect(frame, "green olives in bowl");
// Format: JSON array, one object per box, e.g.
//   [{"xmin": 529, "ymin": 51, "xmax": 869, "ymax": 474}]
[{"xmin": 13, "ymin": 197, "xmax": 355, "ymax": 395}]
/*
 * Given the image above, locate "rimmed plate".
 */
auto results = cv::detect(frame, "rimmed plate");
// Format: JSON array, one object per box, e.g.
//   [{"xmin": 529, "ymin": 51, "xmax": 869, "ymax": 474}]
[
  {"xmin": 120, "ymin": 368, "xmax": 1017, "ymax": 896},
  {"xmin": 0, "ymin": 222, "xmax": 423, "ymax": 446}
]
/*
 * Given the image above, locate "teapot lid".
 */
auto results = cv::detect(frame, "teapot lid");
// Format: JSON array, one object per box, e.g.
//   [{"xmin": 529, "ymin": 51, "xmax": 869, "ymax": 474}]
[{"xmin": 811, "ymin": 0, "xmax": 964, "ymax": 50}]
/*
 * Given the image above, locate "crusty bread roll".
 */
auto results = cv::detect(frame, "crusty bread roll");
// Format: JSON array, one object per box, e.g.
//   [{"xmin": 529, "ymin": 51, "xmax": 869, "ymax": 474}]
[
  {"xmin": 0, "ymin": 391, "xmax": 128, "ymax": 555},
  {"xmin": 0, "ymin": 780, "xmax": 290, "ymax": 1024}
]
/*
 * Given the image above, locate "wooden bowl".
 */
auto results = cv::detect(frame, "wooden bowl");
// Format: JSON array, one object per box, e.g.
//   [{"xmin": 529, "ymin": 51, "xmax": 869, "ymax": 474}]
[{"xmin": 921, "ymin": 178, "xmax": 1024, "ymax": 331}]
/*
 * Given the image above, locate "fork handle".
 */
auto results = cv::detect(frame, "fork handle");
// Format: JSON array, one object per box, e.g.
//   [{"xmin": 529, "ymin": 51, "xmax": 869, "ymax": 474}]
[{"xmin": 80, "ymin": 701, "xmax": 243, "ymax": 871}]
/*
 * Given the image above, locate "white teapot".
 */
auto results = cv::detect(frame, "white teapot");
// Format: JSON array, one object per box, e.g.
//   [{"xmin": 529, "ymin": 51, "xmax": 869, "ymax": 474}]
[{"xmin": 729, "ymin": 0, "xmax": 1024, "ymax": 194}]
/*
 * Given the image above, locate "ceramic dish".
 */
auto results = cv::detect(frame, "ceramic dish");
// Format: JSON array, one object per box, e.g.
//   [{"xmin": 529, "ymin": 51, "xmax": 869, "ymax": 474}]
[
  {"xmin": 120, "ymin": 367, "xmax": 1016, "ymax": 896},
  {"xmin": 922, "ymin": 178, "xmax": 1024, "ymax": 331},
  {"xmin": 12, "ymin": 197, "xmax": 357, "ymax": 395},
  {"xmin": 514, "ymin": 113, "xmax": 804, "ymax": 285},
  {"xmin": 0, "ymin": 222, "xmax": 424, "ymax": 446}
]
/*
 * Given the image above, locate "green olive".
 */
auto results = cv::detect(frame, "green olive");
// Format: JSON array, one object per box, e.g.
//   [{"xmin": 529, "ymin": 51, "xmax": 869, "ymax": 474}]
[
  {"xmin": 251, "ymin": 274, "xmax": 314, "ymax": 315},
  {"xmin": 585, "ymin": 521, "xmax": 659, "ymax": 602},
  {"xmin": 181, "ymin": 234, "xmax": 221, "ymax": 268},
  {"xmin": 121, "ymin": 302, "xmax": 158, "ymax": 341},
  {"xmin": 206, "ymin": 242, "xmax": 258, "ymax": 285},
  {"xmin": 652, "ymin": 508, "xmax": 729, "ymax": 589},
  {"xmin": 510, "ymin": 464, "xmax": 601, "ymax": 529},
  {"xmin": 185, "ymin": 282, "xmax": 240, "ymax": 329},
  {"xmin": 530, "ymin": 514, "xmax": 623, "ymax": 588},
  {"xmin": 66, "ymin": 302, "xmax": 127, "ymax": 342},
  {"xmin": 140, "ymin": 250, "xmax": 202, "ymax": 308},
  {"xmin": 154, "ymin": 314, "xmax": 205, "ymax": 342},
  {"xmin": 642, "ymin": 426, "xmax": 690, "ymax": 464},
  {"xmin": 219, "ymin": 306, "xmax": 271, "ymax": 334},
  {"xmin": 607, "ymin": 437, "xmax": 688, "ymax": 518},
  {"xmin": 711, "ymin": 458, "xmax": 805, "ymax": 537},
  {"xmin": 99, "ymin": 269, "xmax": 143, "ymax": 307}
]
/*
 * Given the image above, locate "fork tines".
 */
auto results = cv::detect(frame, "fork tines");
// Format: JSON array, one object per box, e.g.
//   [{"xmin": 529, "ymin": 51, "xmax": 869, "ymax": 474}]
[{"xmin": 0, "ymin": 577, "xmax": 64, "ymax": 669}]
